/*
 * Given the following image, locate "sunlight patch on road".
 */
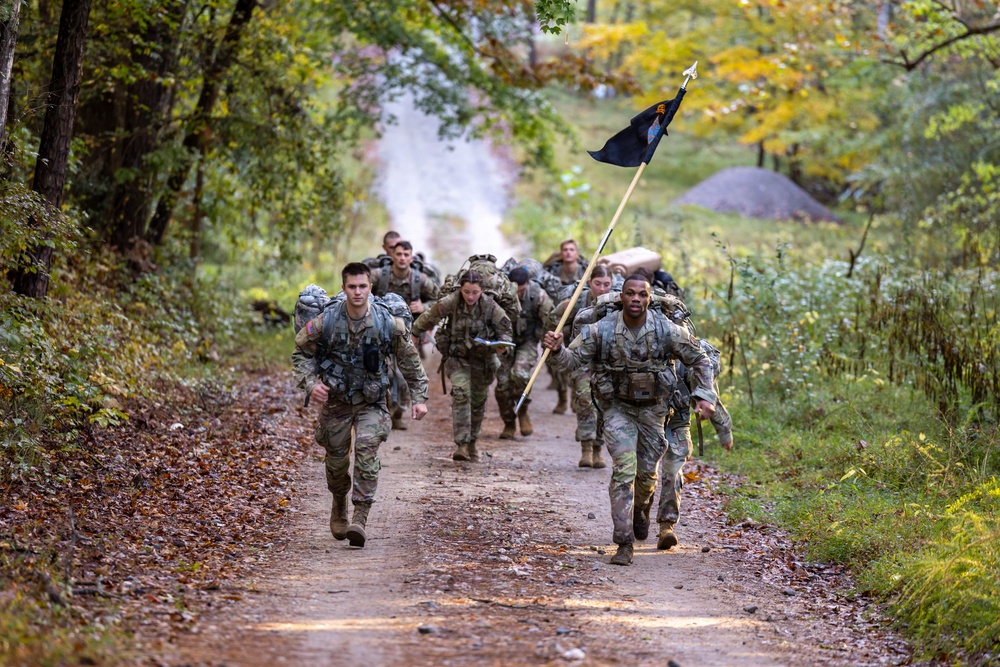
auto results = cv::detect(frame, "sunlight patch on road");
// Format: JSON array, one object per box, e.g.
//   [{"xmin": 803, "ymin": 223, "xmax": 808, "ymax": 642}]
[{"xmin": 253, "ymin": 617, "xmax": 420, "ymax": 633}]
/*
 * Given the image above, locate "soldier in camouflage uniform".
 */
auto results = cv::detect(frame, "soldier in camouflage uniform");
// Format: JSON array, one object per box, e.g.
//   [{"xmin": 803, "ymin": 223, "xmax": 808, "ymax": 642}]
[
  {"xmin": 412, "ymin": 270, "xmax": 512, "ymax": 463},
  {"xmin": 543, "ymin": 275, "xmax": 716, "ymax": 566},
  {"xmin": 496, "ymin": 267, "xmax": 553, "ymax": 439},
  {"xmin": 545, "ymin": 239, "xmax": 589, "ymax": 285},
  {"xmin": 371, "ymin": 240, "xmax": 440, "ymax": 430},
  {"xmin": 657, "ymin": 340, "xmax": 733, "ymax": 542},
  {"xmin": 545, "ymin": 265, "xmax": 614, "ymax": 468},
  {"xmin": 293, "ymin": 262, "xmax": 429, "ymax": 548}
]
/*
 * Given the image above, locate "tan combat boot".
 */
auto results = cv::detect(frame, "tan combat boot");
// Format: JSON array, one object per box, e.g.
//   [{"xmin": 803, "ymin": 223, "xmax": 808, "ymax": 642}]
[
  {"xmin": 329, "ymin": 494, "xmax": 349, "ymax": 540},
  {"xmin": 578, "ymin": 440, "xmax": 593, "ymax": 468},
  {"xmin": 552, "ymin": 387, "xmax": 568, "ymax": 414},
  {"xmin": 499, "ymin": 421, "xmax": 516, "ymax": 440},
  {"xmin": 591, "ymin": 443, "xmax": 607, "ymax": 469},
  {"xmin": 452, "ymin": 443, "xmax": 471, "ymax": 462},
  {"xmin": 657, "ymin": 522, "xmax": 679, "ymax": 550},
  {"xmin": 609, "ymin": 543, "xmax": 633, "ymax": 566},
  {"xmin": 346, "ymin": 503, "xmax": 371, "ymax": 548},
  {"xmin": 468, "ymin": 441, "xmax": 480, "ymax": 462},
  {"xmin": 517, "ymin": 405, "xmax": 534, "ymax": 436}
]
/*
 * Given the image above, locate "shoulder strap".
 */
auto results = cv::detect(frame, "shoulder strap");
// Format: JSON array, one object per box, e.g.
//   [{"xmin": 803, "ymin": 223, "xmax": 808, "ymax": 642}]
[
  {"xmin": 598, "ymin": 314, "xmax": 616, "ymax": 365},
  {"xmin": 378, "ymin": 267, "xmax": 389, "ymax": 296},
  {"xmin": 411, "ymin": 270, "xmax": 422, "ymax": 301}
]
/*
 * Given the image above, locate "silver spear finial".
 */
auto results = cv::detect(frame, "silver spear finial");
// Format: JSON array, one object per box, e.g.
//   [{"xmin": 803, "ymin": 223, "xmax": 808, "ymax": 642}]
[{"xmin": 682, "ymin": 61, "xmax": 699, "ymax": 89}]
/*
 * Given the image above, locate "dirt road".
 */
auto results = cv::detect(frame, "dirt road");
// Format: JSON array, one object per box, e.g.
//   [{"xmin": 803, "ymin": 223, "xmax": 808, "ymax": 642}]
[{"xmin": 161, "ymin": 368, "xmax": 911, "ymax": 667}]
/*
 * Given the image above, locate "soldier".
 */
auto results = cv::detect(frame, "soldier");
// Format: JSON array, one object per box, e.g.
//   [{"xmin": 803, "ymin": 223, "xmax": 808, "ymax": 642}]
[
  {"xmin": 412, "ymin": 270, "xmax": 512, "ymax": 462},
  {"xmin": 545, "ymin": 265, "xmax": 614, "ymax": 467},
  {"xmin": 542, "ymin": 275, "xmax": 716, "ymax": 566},
  {"xmin": 657, "ymin": 340, "xmax": 733, "ymax": 544},
  {"xmin": 292, "ymin": 263, "xmax": 429, "ymax": 548},
  {"xmin": 372, "ymin": 241, "xmax": 440, "ymax": 430},
  {"xmin": 372, "ymin": 240, "xmax": 438, "ymax": 316},
  {"xmin": 363, "ymin": 231, "xmax": 402, "ymax": 270},
  {"xmin": 545, "ymin": 239, "xmax": 589, "ymax": 285},
  {"xmin": 496, "ymin": 267, "xmax": 553, "ymax": 439}
]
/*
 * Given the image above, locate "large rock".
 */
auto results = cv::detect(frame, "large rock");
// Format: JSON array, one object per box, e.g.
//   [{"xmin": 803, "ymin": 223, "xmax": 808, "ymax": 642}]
[{"xmin": 674, "ymin": 166, "xmax": 841, "ymax": 223}]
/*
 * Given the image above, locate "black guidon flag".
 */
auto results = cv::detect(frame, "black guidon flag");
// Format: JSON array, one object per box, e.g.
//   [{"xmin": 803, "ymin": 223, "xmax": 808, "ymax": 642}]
[{"xmin": 588, "ymin": 89, "xmax": 687, "ymax": 167}]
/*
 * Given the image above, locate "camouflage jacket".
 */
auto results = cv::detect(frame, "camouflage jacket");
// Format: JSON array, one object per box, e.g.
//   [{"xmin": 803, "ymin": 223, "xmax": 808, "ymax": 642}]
[
  {"xmin": 412, "ymin": 292, "xmax": 512, "ymax": 360},
  {"xmin": 292, "ymin": 305, "xmax": 429, "ymax": 405},
  {"xmin": 545, "ymin": 258, "xmax": 589, "ymax": 285},
  {"xmin": 372, "ymin": 266, "xmax": 439, "ymax": 308},
  {"xmin": 545, "ymin": 289, "xmax": 597, "ymax": 338},
  {"xmin": 550, "ymin": 310, "xmax": 716, "ymax": 407},
  {"xmin": 514, "ymin": 282, "xmax": 553, "ymax": 346}
]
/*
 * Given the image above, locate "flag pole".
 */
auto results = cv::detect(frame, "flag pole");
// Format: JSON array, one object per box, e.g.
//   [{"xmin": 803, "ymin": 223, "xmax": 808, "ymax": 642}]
[{"xmin": 514, "ymin": 62, "xmax": 699, "ymax": 414}]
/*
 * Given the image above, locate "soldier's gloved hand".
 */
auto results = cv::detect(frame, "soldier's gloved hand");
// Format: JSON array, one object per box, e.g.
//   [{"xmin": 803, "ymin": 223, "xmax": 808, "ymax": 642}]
[
  {"xmin": 694, "ymin": 399, "xmax": 715, "ymax": 421},
  {"xmin": 412, "ymin": 403, "xmax": 428, "ymax": 420},
  {"xmin": 542, "ymin": 331, "xmax": 563, "ymax": 351},
  {"xmin": 310, "ymin": 383, "xmax": 329, "ymax": 405}
]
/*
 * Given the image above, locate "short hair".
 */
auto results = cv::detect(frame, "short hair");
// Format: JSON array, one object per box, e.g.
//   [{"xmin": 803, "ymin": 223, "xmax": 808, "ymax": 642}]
[
  {"xmin": 560, "ymin": 239, "xmax": 578, "ymax": 251},
  {"xmin": 342, "ymin": 262, "xmax": 372, "ymax": 284},
  {"xmin": 393, "ymin": 240, "xmax": 413, "ymax": 253},
  {"xmin": 508, "ymin": 267, "xmax": 529, "ymax": 285},
  {"xmin": 383, "ymin": 231, "xmax": 400, "ymax": 244},
  {"xmin": 589, "ymin": 264, "xmax": 610, "ymax": 280},
  {"xmin": 460, "ymin": 269, "xmax": 484, "ymax": 287},
  {"xmin": 623, "ymin": 273, "xmax": 650, "ymax": 287}
]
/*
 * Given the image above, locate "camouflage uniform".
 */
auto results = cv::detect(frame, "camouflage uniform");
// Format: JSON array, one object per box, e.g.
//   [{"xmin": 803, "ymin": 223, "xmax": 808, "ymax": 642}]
[
  {"xmin": 496, "ymin": 282, "xmax": 553, "ymax": 425},
  {"xmin": 550, "ymin": 310, "xmax": 715, "ymax": 545},
  {"xmin": 412, "ymin": 292, "xmax": 512, "ymax": 449},
  {"xmin": 292, "ymin": 306, "xmax": 428, "ymax": 508},
  {"xmin": 546, "ymin": 290, "xmax": 600, "ymax": 442},
  {"xmin": 372, "ymin": 266, "xmax": 440, "ymax": 418},
  {"xmin": 546, "ymin": 258, "xmax": 589, "ymax": 285},
  {"xmin": 658, "ymin": 340, "xmax": 732, "ymax": 524}
]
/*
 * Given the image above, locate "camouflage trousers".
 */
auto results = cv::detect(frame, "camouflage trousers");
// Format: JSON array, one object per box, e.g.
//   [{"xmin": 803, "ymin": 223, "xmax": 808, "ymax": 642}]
[
  {"xmin": 316, "ymin": 398, "xmax": 391, "ymax": 506},
  {"xmin": 602, "ymin": 399, "xmax": 670, "ymax": 545},
  {"xmin": 571, "ymin": 369, "xmax": 597, "ymax": 442},
  {"xmin": 446, "ymin": 356, "xmax": 497, "ymax": 446},
  {"xmin": 657, "ymin": 389, "xmax": 734, "ymax": 524},
  {"xmin": 495, "ymin": 343, "xmax": 539, "ymax": 422},
  {"xmin": 656, "ymin": 424, "xmax": 691, "ymax": 526}
]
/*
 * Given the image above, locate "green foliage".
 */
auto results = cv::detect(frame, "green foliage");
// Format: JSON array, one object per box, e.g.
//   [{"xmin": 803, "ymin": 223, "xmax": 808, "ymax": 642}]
[
  {"xmin": 535, "ymin": 0, "xmax": 577, "ymax": 34},
  {"xmin": 0, "ymin": 554, "xmax": 118, "ymax": 667},
  {"xmin": 888, "ymin": 478, "xmax": 1000, "ymax": 660}
]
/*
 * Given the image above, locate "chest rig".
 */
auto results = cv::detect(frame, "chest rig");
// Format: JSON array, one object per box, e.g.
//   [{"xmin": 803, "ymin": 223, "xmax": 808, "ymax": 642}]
[{"xmin": 317, "ymin": 303, "xmax": 394, "ymax": 404}]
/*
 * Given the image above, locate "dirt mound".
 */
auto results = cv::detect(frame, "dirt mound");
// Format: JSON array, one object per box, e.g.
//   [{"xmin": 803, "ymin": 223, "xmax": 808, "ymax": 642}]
[{"xmin": 674, "ymin": 166, "xmax": 841, "ymax": 223}]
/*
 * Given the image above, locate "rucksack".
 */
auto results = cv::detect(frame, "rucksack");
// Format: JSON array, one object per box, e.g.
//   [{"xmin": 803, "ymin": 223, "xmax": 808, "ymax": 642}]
[
  {"xmin": 412, "ymin": 253, "xmax": 441, "ymax": 283},
  {"xmin": 293, "ymin": 284, "xmax": 412, "ymax": 337},
  {"xmin": 572, "ymin": 291, "xmax": 692, "ymax": 343},
  {"xmin": 439, "ymin": 254, "xmax": 521, "ymax": 324},
  {"xmin": 501, "ymin": 257, "xmax": 563, "ymax": 302}
]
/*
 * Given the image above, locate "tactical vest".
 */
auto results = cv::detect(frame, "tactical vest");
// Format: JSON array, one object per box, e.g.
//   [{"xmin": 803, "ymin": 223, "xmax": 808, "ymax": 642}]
[
  {"xmin": 376, "ymin": 266, "xmax": 424, "ymax": 303},
  {"xmin": 316, "ymin": 302, "xmax": 396, "ymax": 404},
  {"xmin": 515, "ymin": 282, "xmax": 545, "ymax": 345},
  {"xmin": 584, "ymin": 310, "xmax": 677, "ymax": 406},
  {"xmin": 438, "ymin": 295, "xmax": 504, "ymax": 359}
]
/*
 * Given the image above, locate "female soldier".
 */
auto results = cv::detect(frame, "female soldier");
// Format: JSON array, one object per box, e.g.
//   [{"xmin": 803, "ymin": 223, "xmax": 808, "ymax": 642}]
[{"xmin": 412, "ymin": 271, "xmax": 513, "ymax": 462}]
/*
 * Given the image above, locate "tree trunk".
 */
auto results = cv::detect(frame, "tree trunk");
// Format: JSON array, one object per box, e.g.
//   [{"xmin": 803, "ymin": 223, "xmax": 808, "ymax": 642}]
[
  {"xmin": 145, "ymin": 0, "xmax": 257, "ymax": 247},
  {"xmin": 586, "ymin": 0, "xmax": 596, "ymax": 23},
  {"xmin": 108, "ymin": 0, "xmax": 187, "ymax": 252},
  {"xmin": 757, "ymin": 142, "xmax": 765, "ymax": 168},
  {"xmin": 0, "ymin": 0, "xmax": 21, "ymax": 141},
  {"xmin": 10, "ymin": 0, "xmax": 92, "ymax": 299}
]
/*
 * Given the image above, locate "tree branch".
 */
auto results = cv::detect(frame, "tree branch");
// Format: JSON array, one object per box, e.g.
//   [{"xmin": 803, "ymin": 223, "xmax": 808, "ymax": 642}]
[{"xmin": 883, "ymin": 21, "xmax": 1000, "ymax": 71}]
